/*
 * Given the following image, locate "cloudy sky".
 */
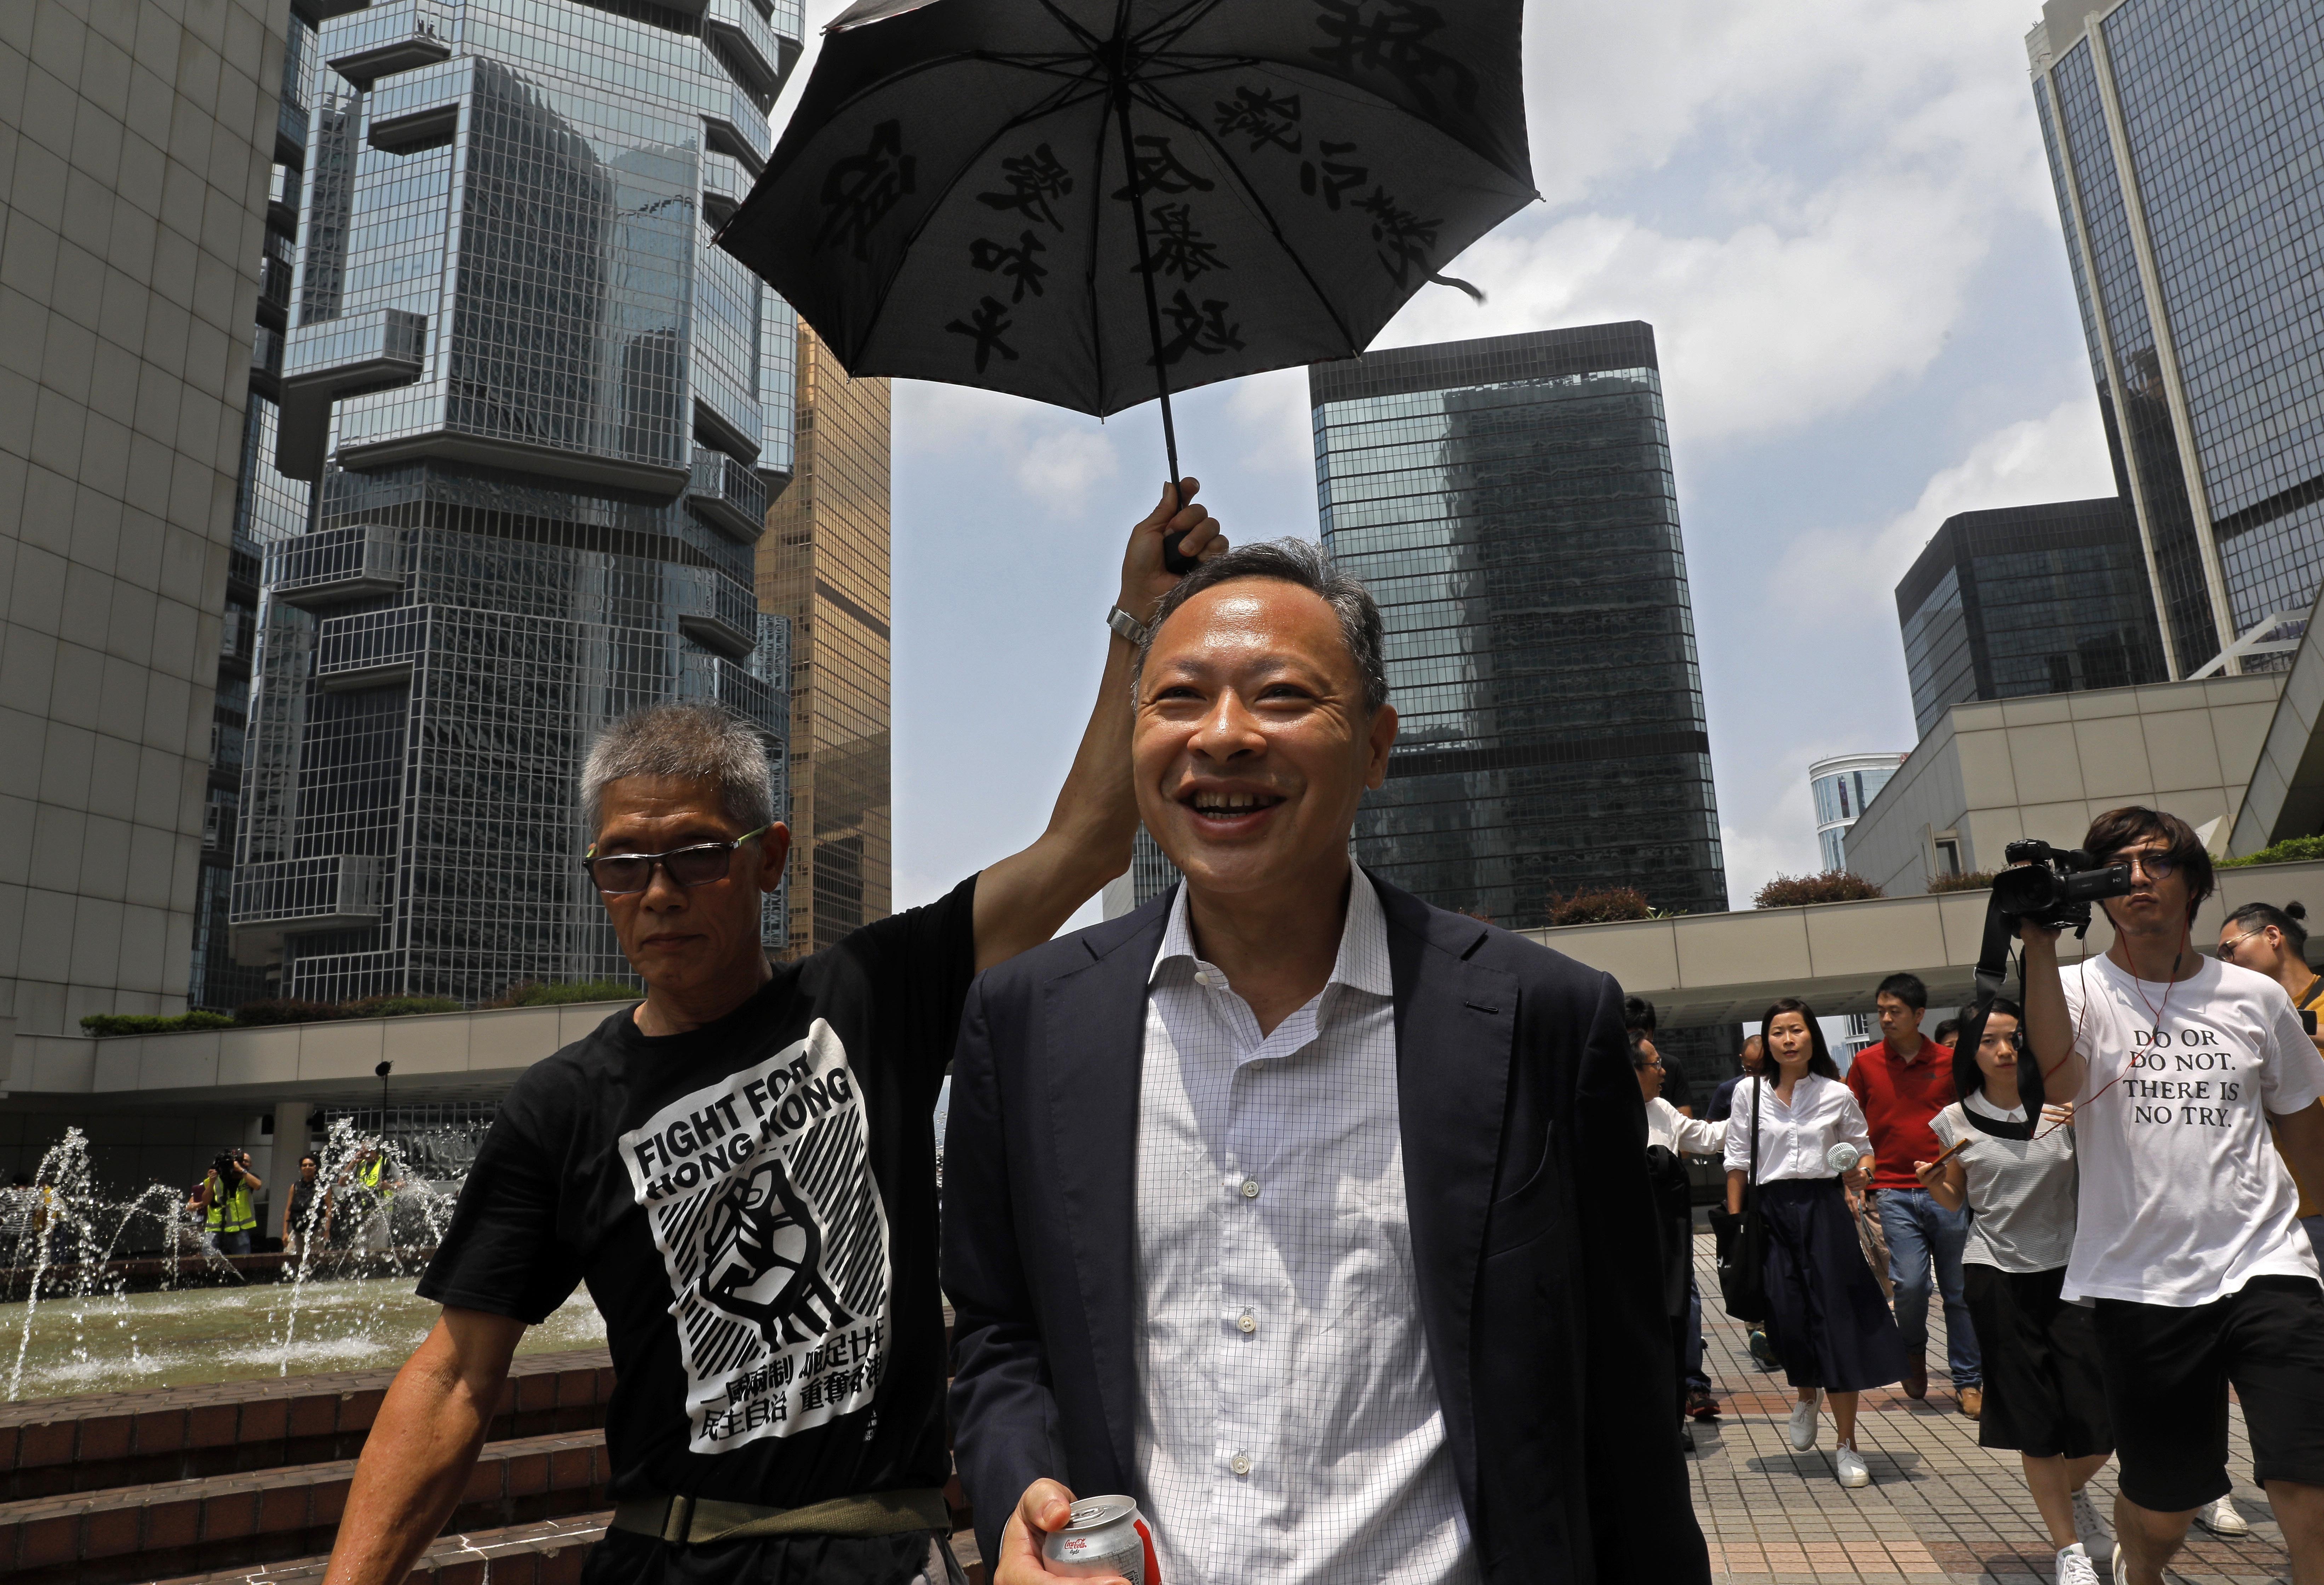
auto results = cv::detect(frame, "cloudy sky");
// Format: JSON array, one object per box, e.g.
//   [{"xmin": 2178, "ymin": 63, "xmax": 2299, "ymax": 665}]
[{"xmin": 774, "ymin": 0, "xmax": 2121, "ymax": 924}]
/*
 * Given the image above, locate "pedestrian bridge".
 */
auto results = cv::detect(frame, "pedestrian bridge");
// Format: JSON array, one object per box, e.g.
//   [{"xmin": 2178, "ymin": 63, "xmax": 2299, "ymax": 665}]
[
  {"xmin": 7, "ymin": 857, "xmax": 2323, "ymax": 1110},
  {"xmin": 1520, "ymin": 856, "xmax": 2324, "ymax": 1028}
]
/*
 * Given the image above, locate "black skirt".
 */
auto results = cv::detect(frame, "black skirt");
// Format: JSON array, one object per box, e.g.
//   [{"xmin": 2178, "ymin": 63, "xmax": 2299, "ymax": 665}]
[
  {"xmin": 1759, "ymin": 1178, "xmax": 1907, "ymax": 1393},
  {"xmin": 1962, "ymin": 1263, "xmax": 2113, "ymax": 1458}
]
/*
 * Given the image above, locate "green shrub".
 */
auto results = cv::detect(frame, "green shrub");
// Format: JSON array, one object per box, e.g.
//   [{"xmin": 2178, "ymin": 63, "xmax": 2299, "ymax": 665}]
[
  {"xmin": 232, "ymin": 998, "xmax": 358, "ymax": 1026},
  {"xmin": 1543, "ymin": 886, "xmax": 1657, "ymax": 926},
  {"xmin": 1928, "ymin": 870, "xmax": 1996, "ymax": 893},
  {"xmin": 1753, "ymin": 871, "xmax": 1884, "ymax": 908},
  {"xmin": 482, "ymin": 979, "xmax": 642, "ymax": 1008},
  {"xmin": 80, "ymin": 1011, "xmax": 236, "ymax": 1037},
  {"xmin": 2220, "ymin": 834, "xmax": 2324, "ymax": 868},
  {"xmin": 341, "ymin": 995, "xmax": 464, "ymax": 1018}
]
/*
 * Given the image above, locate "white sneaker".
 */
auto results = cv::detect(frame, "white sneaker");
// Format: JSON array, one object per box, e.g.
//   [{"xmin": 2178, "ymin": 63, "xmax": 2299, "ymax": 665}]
[
  {"xmin": 2056, "ymin": 1542, "xmax": 2101, "ymax": 1585},
  {"xmin": 1835, "ymin": 1443, "xmax": 1870, "ymax": 1487},
  {"xmin": 1789, "ymin": 1390, "xmax": 1823, "ymax": 1451},
  {"xmin": 2197, "ymin": 1495, "xmax": 2249, "ymax": 1536},
  {"xmin": 2072, "ymin": 1487, "xmax": 2114, "ymax": 1557}
]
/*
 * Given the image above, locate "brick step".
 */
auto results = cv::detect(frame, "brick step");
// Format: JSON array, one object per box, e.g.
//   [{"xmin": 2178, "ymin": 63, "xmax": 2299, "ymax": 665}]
[
  {"xmin": 148, "ymin": 1511, "xmax": 614, "ymax": 1585},
  {"xmin": 140, "ymin": 1515, "xmax": 994, "ymax": 1585},
  {"xmin": 0, "ymin": 1347, "xmax": 614, "ymax": 1500},
  {"xmin": 0, "ymin": 1426, "xmax": 609, "ymax": 1585}
]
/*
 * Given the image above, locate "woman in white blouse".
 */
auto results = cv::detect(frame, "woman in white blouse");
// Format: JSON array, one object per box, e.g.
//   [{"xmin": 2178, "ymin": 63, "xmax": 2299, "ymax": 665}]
[{"xmin": 1725, "ymin": 999, "xmax": 1907, "ymax": 1487}]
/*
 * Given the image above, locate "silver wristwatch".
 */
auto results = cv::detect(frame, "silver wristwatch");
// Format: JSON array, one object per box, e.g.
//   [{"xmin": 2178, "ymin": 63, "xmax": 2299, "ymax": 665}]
[{"xmin": 1106, "ymin": 604, "xmax": 1150, "ymax": 646}]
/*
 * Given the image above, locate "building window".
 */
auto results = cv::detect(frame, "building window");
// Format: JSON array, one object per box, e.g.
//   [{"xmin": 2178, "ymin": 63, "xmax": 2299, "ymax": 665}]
[{"xmin": 1934, "ymin": 837, "xmax": 1962, "ymax": 878}]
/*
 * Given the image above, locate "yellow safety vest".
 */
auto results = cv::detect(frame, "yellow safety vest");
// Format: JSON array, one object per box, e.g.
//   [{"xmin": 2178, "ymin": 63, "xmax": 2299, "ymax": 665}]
[
  {"xmin": 361, "ymin": 1157, "xmax": 394, "ymax": 1200},
  {"xmin": 207, "ymin": 1178, "xmax": 257, "ymax": 1234}
]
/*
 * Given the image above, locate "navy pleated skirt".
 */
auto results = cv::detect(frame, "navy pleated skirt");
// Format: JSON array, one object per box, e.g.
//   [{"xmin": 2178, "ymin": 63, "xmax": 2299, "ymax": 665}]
[{"xmin": 1759, "ymin": 1178, "xmax": 1907, "ymax": 1394}]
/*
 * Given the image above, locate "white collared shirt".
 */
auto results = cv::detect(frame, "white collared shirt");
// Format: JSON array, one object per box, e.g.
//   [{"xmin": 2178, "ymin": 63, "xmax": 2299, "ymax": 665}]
[
  {"xmin": 1721, "ymin": 1073, "xmax": 1871, "ymax": 1182},
  {"xmin": 1132, "ymin": 870, "xmax": 1476, "ymax": 1585},
  {"xmin": 1647, "ymin": 1094, "xmax": 1726, "ymax": 1157}
]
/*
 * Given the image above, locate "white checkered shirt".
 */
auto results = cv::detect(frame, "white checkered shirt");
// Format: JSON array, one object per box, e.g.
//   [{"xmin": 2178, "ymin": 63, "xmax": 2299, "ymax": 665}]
[{"xmin": 1130, "ymin": 869, "xmax": 1477, "ymax": 1585}]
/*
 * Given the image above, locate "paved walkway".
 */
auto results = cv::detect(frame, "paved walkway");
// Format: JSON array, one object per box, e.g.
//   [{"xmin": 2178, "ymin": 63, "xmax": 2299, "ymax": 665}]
[{"xmin": 1686, "ymin": 1235, "xmax": 2295, "ymax": 1584}]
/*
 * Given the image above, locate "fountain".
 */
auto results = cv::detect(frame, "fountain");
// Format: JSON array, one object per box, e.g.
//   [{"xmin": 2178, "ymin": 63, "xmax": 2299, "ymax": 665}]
[{"xmin": 0, "ymin": 1125, "xmax": 603, "ymax": 1402}]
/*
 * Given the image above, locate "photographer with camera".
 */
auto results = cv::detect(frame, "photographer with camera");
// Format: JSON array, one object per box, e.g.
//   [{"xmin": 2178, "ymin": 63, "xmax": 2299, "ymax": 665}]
[
  {"xmin": 190, "ymin": 1148, "xmax": 264, "ymax": 1257},
  {"xmin": 2015, "ymin": 807, "xmax": 2324, "ymax": 1585}
]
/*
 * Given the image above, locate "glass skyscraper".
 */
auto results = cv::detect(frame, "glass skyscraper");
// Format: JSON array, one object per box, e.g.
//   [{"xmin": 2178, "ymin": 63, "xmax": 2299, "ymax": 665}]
[
  {"xmin": 1310, "ymin": 323, "xmax": 1728, "ymax": 927},
  {"xmin": 2028, "ymin": 0, "xmax": 2324, "ymax": 678},
  {"xmin": 1895, "ymin": 496, "xmax": 2168, "ymax": 738},
  {"xmin": 757, "ymin": 324, "xmax": 893, "ymax": 958},
  {"xmin": 230, "ymin": 0, "xmax": 801, "ymax": 1004},
  {"xmin": 192, "ymin": 7, "xmax": 326, "ymax": 1013}
]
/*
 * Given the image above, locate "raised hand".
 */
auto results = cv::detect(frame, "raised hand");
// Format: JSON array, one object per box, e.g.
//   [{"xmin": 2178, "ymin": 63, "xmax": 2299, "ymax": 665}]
[{"xmin": 1119, "ymin": 477, "xmax": 1225, "ymax": 622}]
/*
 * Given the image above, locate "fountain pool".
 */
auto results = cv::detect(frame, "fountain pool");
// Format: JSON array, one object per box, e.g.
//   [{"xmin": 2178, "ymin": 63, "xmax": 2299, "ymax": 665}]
[{"xmin": 0, "ymin": 1280, "xmax": 606, "ymax": 1400}]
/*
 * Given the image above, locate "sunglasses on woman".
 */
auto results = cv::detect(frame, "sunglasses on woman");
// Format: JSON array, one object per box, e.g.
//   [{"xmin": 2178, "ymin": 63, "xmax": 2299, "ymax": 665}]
[{"xmin": 583, "ymin": 826, "xmax": 769, "ymax": 896}]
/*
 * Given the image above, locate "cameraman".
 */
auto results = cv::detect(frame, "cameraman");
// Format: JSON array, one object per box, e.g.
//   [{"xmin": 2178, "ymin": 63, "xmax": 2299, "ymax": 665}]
[
  {"xmin": 2019, "ymin": 806, "xmax": 2324, "ymax": 1585},
  {"xmin": 192, "ymin": 1149, "xmax": 264, "ymax": 1257}
]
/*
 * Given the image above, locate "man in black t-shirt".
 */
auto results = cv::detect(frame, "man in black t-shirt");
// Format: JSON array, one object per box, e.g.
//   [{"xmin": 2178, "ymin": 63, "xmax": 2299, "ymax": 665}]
[{"xmin": 321, "ymin": 485, "xmax": 1225, "ymax": 1585}]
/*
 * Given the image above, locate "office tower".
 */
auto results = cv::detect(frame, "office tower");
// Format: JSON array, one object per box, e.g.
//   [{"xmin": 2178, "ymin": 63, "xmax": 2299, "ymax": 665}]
[
  {"xmin": 1099, "ymin": 826, "xmax": 1182, "ymax": 921},
  {"xmin": 0, "ymin": 0, "xmax": 299, "ymax": 1043},
  {"xmin": 1809, "ymin": 753, "xmax": 1906, "ymax": 874},
  {"xmin": 230, "ymin": 0, "xmax": 800, "ymax": 1003},
  {"xmin": 757, "ymin": 323, "xmax": 891, "ymax": 958},
  {"xmin": 191, "ymin": 7, "xmax": 324, "ymax": 1011},
  {"xmin": 1310, "ymin": 322, "xmax": 1728, "ymax": 926},
  {"xmin": 1895, "ymin": 497, "xmax": 2168, "ymax": 738},
  {"xmin": 2028, "ymin": 1, "xmax": 2324, "ymax": 678}
]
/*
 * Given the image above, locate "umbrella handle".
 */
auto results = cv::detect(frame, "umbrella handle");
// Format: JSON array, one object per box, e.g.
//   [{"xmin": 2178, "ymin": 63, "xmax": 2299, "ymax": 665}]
[{"xmin": 1162, "ymin": 526, "xmax": 1197, "ymax": 575}]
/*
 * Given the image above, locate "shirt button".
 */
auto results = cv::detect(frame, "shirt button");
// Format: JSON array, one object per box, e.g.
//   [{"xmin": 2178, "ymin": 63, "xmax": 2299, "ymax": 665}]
[
  {"xmin": 1230, "ymin": 1453, "xmax": 1252, "ymax": 1476},
  {"xmin": 1194, "ymin": 969, "xmax": 1212, "ymax": 986},
  {"xmin": 1237, "ymin": 1311, "xmax": 1256, "ymax": 1334},
  {"xmin": 1239, "ymin": 1178, "xmax": 1260, "ymax": 1199}
]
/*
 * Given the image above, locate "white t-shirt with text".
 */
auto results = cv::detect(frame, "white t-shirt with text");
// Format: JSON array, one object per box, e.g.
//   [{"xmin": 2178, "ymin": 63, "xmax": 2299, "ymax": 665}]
[{"xmin": 2060, "ymin": 953, "xmax": 2324, "ymax": 1306}]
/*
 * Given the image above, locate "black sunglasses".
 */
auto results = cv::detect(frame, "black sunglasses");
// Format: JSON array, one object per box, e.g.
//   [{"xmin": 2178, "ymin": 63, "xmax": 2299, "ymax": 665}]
[{"xmin": 584, "ymin": 826, "xmax": 769, "ymax": 896}]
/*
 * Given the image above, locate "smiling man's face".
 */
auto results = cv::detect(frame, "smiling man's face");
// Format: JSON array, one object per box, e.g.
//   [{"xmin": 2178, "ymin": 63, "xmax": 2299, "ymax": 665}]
[
  {"xmin": 1134, "ymin": 578, "xmax": 1397, "ymax": 900},
  {"xmin": 593, "ymin": 774, "xmax": 788, "ymax": 1004}
]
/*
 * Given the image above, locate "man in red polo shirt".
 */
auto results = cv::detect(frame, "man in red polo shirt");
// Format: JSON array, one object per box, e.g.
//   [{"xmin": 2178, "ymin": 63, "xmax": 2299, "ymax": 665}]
[{"xmin": 1847, "ymin": 972, "xmax": 1982, "ymax": 1416}]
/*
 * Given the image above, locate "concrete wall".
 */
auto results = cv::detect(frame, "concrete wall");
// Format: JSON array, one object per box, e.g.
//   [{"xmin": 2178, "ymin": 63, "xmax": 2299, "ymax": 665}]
[
  {"xmin": 1847, "ymin": 674, "xmax": 2283, "ymax": 896},
  {"xmin": 1, "ymin": 997, "xmax": 630, "ymax": 1209},
  {"xmin": 0, "ymin": 0, "xmax": 293, "ymax": 1039},
  {"xmin": 1528, "ymin": 855, "xmax": 2324, "ymax": 1030}
]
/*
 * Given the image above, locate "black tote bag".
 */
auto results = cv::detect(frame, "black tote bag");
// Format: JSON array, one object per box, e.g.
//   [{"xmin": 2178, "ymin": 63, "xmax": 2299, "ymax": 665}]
[{"xmin": 1706, "ymin": 1076, "xmax": 1769, "ymax": 1322}]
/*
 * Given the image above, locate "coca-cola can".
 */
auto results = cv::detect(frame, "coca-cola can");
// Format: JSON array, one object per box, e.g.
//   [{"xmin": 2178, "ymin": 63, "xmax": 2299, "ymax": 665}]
[{"xmin": 1040, "ymin": 1495, "xmax": 1158, "ymax": 1583}]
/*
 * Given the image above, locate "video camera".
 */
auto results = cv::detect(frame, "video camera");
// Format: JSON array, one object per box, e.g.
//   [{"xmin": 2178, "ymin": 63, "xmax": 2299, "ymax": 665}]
[
  {"xmin": 1990, "ymin": 838, "xmax": 2134, "ymax": 934},
  {"xmin": 211, "ymin": 1152, "xmax": 243, "ymax": 1190}
]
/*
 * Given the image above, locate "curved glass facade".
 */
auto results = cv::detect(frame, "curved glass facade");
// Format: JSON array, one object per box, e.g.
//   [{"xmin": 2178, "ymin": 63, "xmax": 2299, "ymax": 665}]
[
  {"xmin": 233, "ymin": 0, "xmax": 803, "ymax": 1004},
  {"xmin": 1310, "ymin": 323, "xmax": 1727, "ymax": 927},
  {"xmin": 1809, "ymin": 755, "xmax": 1905, "ymax": 875}
]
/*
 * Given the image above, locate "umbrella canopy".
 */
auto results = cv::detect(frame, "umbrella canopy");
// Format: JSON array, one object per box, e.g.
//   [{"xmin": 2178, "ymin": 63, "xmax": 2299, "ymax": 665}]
[{"xmin": 717, "ymin": 0, "xmax": 1534, "ymax": 431}]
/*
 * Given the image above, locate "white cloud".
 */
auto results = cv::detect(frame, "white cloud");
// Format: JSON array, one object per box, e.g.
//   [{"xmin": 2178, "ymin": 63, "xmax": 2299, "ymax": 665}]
[
  {"xmin": 1014, "ymin": 426, "xmax": 1120, "ymax": 504},
  {"xmin": 1770, "ymin": 394, "xmax": 2118, "ymax": 608},
  {"xmin": 892, "ymin": 382, "xmax": 1122, "ymax": 510}
]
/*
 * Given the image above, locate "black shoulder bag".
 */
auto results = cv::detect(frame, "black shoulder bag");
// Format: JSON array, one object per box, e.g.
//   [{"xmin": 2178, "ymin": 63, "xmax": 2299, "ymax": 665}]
[{"xmin": 1706, "ymin": 1076, "xmax": 1769, "ymax": 1322}]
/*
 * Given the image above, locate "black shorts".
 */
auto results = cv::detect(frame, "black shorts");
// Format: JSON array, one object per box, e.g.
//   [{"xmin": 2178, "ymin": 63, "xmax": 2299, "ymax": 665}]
[
  {"xmin": 2091, "ymin": 1275, "xmax": 2324, "ymax": 1512},
  {"xmin": 1963, "ymin": 1264, "xmax": 2111, "ymax": 1459}
]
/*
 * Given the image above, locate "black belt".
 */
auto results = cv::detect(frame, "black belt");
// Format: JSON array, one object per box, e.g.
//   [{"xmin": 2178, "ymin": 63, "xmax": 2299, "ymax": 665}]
[{"xmin": 610, "ymin": 1488, "xmax": 951, "ymax": 1546}]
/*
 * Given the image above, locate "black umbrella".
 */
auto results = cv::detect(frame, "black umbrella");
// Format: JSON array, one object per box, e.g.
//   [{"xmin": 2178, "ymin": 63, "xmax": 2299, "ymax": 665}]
[{"xmin": 716, "ymin": 0, "xmax": 1534, "ymax": 490}]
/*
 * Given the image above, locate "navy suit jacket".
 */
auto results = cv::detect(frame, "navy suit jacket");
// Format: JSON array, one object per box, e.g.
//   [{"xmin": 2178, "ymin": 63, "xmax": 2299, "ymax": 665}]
[{"xmin": 941, "ymin": 877, "xmax": 1711, "ymax": 1582}]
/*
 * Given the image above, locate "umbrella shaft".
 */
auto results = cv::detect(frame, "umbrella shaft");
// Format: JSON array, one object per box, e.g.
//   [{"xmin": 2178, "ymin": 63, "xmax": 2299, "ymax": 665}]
[{"xmin": 1110, "ymin": 64, "xmax": 1180, "ymax": 486}]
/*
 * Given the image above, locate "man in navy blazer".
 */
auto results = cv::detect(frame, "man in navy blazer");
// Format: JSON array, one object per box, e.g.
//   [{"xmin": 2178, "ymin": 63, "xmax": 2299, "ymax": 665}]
[{"xmin": 943, "ymin": 541, "xmax": 1708, "ymax": 1584}]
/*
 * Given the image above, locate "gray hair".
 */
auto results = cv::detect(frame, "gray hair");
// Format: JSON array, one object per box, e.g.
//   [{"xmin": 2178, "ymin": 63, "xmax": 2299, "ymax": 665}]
[
  {"xmin": 1135, "ymin": 538, "xmax": 1390, "ymax": 713},
  {"xmin": 580, "ymin": 701, "xmax": 776, "ymax": 840}
]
